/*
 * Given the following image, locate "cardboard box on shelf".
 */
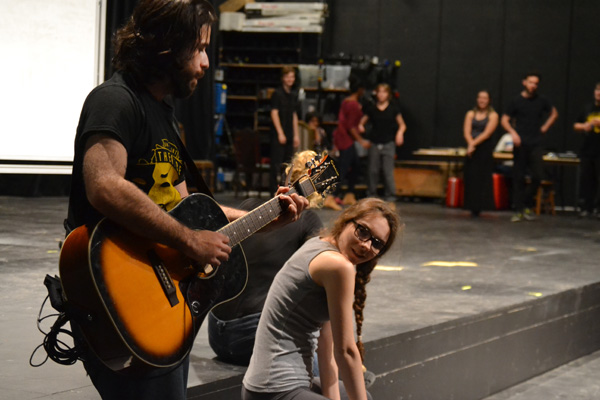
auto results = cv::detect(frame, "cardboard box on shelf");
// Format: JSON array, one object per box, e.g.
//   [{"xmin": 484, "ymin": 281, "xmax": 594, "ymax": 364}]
[{"xmin": 219, "ymin": 0, "xmax": 254, "ymax": 13}]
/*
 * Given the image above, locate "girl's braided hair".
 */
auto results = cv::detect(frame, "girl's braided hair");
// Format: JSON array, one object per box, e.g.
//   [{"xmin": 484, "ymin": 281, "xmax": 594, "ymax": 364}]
[{"xmin": 328, "ymin": 198, "xmax": 401, "ymax": 360}]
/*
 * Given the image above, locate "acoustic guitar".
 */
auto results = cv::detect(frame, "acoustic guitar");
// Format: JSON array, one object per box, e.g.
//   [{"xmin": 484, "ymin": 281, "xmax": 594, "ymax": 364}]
[{"xmin": 59, "ymin": 155, "xmax": 338, "ymax": 375}]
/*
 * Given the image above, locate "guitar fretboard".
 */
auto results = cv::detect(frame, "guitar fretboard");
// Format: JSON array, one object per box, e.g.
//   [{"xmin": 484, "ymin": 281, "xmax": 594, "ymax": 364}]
[{"xmin": 217, "ymin": 178, "xmax": 315, "ymax": 247}]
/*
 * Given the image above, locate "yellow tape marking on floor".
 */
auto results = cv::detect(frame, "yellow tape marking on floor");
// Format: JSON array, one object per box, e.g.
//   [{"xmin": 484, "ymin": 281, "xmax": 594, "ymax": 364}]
[
  {"xmin": 528, "ymin": 292, "xmax": 543, "ymax": 297},
  {"xmin": 421, "ymin": 261, "xmax": 478, "ymax": 267},
  {"xmin": 462, "ymin": 285, "xmax": 472, "ymax": 291},
  {"xmin": 515, "ymin": 246, "xmax": 537, "ymax": 252},
  {"xmin": 46, "ymin": 250, "xmax": 58, "ymax": 254},
  {"xmin": 375, "ymin": 265, "xmax": 404, "ymax": 272}
]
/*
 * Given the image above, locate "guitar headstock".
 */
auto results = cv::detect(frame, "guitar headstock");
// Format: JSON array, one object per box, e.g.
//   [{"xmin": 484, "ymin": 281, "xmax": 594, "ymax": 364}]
[{"xmin": 295, "ymin": 154, "xmax": 339, "ymax": 198}]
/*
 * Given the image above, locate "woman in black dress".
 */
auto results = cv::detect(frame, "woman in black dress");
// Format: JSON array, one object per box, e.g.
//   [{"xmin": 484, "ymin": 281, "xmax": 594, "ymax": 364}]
[{"xmin": 463, "ymin": 90, "xmax": 499, "ymax": 216}]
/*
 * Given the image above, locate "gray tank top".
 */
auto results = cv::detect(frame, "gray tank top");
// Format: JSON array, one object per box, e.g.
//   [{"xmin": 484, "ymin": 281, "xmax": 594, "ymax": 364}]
[{"xmin": 243, "ymin": 237, "xmax": 337, "ymax": 392}]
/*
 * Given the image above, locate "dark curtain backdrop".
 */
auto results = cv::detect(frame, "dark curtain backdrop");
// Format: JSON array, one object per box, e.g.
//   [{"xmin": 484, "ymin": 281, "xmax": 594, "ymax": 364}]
[
  {"xmin": 104, "ymin": 0, "xmax": 599, "ymax": 203},
  {"xmin": 105, "ymin": 0, "xmax": 216, "ymax": 160},
  {"xmin": 327, "ymin": 0, "xmax": 600, "ymax": 205},
  {"xmin": 327, "ymin": 0, "xmax": 600, "ymax": 156}
]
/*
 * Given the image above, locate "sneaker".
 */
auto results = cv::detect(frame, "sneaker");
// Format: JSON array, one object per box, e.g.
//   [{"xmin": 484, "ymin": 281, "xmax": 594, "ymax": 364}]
[
  {"xmin": 523, "ymin": 208, "xmax": 536, "ymax": 221},
  {"xmin": 511, "ymin": 213, "xmax": 524, "ymax": 222}
]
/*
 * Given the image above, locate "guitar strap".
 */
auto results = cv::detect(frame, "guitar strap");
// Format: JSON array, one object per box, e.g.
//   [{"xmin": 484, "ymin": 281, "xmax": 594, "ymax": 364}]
[{"xmin": 172, "ymin": 125, "xmax": 215, "ymax": 199}]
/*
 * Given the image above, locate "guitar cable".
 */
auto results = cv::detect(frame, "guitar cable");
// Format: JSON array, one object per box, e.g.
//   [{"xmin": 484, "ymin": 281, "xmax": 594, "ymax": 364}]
[{"xmin": 30, "ymin": 294, "xmax": 83, "ymax": 368}]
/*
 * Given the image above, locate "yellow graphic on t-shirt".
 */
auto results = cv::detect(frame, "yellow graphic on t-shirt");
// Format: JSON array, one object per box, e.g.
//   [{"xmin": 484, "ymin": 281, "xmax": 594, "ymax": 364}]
[
  {"xmin": 587, "ymin": 112, "xmax": 600, "ymax": 134},
  {"xmin": 149, "ymin": 162, "xmax": 182, "ymax": 211},
  {"xmin": 138, "ymin": 139, "xmax": 184, "ymax": 211}
]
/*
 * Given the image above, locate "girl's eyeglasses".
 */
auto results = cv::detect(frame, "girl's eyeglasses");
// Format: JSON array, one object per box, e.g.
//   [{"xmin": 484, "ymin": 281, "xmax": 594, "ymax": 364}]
[{"xmin": 352, "ymin": 220, "xmax": 385, "ymax": 253}]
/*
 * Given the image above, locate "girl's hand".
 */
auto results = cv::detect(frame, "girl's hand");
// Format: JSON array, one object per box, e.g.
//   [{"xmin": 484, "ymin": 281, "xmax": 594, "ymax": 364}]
[{"xmin": 467, "ymin": 142, "xmax": 476, "ymax": 156}]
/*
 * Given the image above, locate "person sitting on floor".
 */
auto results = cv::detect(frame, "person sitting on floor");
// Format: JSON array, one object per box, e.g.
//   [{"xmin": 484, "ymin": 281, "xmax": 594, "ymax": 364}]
[
  {"xmin": 242, "ymin": 198, "xmax": 401, "ymax": 400},
  {"xmin": 208, "ymin": 150, "xmax": 325, "ymax": 365}
]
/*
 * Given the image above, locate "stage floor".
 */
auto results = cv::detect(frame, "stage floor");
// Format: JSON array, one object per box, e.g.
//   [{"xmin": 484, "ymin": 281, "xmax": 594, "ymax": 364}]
[{"xmin": 1, "ymin": 194, "xmax": 600, "ymax": 399}]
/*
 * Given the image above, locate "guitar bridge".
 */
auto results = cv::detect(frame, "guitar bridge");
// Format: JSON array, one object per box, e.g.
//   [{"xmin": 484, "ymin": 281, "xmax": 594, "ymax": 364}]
[{"xmin": 147, "ymin": 249, "xmax": 179, "ymax": 307}]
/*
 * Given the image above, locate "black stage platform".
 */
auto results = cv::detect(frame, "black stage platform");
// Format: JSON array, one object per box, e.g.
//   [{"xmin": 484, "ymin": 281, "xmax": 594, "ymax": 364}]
[{"xmin": 2, "ymin": 194, "xmax": 600, "ymax": 399}]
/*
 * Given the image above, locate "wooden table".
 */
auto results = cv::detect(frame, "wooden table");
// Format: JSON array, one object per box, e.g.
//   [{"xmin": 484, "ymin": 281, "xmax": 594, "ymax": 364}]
[
  {"xmin": 412, "ymin": 148, "xmax": 581, "ymax": 210},
  {"xmin": 412, "ymin": 148, "xmax": 580, "ymax": 165}
]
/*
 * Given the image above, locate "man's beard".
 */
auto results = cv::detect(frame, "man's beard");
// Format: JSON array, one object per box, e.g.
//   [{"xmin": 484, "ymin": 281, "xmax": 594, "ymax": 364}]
[{"xmin": 171, "ymin": 68, "xmax": 203, "ymax": 99}]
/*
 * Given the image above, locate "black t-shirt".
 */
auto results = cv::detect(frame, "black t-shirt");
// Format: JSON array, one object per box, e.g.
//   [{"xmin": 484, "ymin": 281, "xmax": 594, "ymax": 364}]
[
  {"xmin": 66, "ymin": 71, "xmax": 185, "ymax": 229},
  {"xmin": 505, "ymin": 94, "xmax": 552, "ymax": 145},
  {"xmin": 212, "ymin": 197, "xmax": 323, "ymax": 319},
  {"xmin": 577, "ymin": 103, "xmax": 600, "ymax": 157},
  {"xmin": 363, "ymin": 101, "xmax": 402, "ymax": 144},
  {"xmin": 270, "ymin": 86, "xmax": 300, "ymax": 140}
]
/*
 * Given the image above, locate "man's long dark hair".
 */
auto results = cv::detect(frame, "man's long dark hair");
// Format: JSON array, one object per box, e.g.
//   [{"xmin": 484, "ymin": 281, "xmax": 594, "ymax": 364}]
[{"xmin": 113, "ymin": 0, "xmax": 217, "ymax": 84}]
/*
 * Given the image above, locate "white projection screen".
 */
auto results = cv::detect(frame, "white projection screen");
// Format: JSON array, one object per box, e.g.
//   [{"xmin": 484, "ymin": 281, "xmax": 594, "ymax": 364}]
[{"xmin": 0, "ymin": 0, "xmax": 105, "ymax": 173}]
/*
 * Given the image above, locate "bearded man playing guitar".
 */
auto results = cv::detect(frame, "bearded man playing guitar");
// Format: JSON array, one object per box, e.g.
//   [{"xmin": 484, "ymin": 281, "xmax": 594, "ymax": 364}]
[{"xmin": 62, "ymin": 1, "xmax": 308, "ymax": 399}]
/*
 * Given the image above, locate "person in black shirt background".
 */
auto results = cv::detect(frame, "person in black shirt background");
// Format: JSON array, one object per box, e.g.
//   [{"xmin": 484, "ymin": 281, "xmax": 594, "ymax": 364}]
[
  {"xmin": 358, "ymin": 83, "xmax": 406, "ymax": 203},
  {"xmin": 573, "ymin": 82, "xmax": 600, "ymax": 218},
  {"xmin": 270, "ymin": 66, "xmax": 300, "ymax": 193},
  {"xmin": 208, "ymin": 150, "xmax": 323, "ymax": 365},
  {"xmin": 501, "ymin": 72, "xmax": 558, "ymax": 222}
]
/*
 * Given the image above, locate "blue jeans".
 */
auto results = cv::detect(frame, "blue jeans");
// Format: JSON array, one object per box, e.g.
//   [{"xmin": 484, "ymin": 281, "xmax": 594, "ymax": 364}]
[{"xmin": 207, "ymin": 311, "xmax": 262, "ymax": 365}]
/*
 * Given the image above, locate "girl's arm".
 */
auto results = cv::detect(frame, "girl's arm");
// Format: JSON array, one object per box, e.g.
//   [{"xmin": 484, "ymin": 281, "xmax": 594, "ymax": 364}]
[
  {"xmin": 271, "ymin": 108, "xmax": 286, "ymax": 145},
  {"xmin": 358, "ymin": 115, "xmax": 369, "ymax": 134},
  {"xmin": 395, "ymin": 113, "xmax": 407, "ymax": 146},
  {"xmin": 293, "ymin": 111, "xmax": 300, "ymax": 148},
  {"xmin": 463, "ymin": 110, "xmax": 474, "ymax": 145},
  {"xmin": 310, "ymin": 251, "xmax": 368, "ymax": 400},
  {"xmin": 317, "ymin": 321, "xmax": 341, "ymax": 400}
]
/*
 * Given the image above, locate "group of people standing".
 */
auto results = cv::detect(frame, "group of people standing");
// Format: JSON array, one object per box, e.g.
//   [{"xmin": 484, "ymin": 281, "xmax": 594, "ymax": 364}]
[
  {"xmin": 463, "ymin": 73, "xmax": 600, "ymax": 221},
  {"xmin": 271, "ymin": 66, "xmax": 600, "ymax": 222},
  {"xmin": 461, "ymin": 72, "xmax": 559, "ymax": 221},
  {"xmin": 573, "ymin": 83, "xmax": 600, "ymax": 218},
  {"xmin": 269, "ymin": 69, "xmax": 407, "ymax": 211}
]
